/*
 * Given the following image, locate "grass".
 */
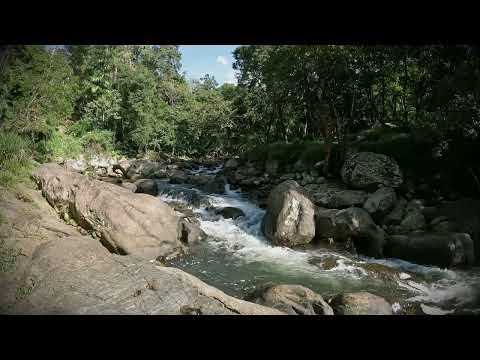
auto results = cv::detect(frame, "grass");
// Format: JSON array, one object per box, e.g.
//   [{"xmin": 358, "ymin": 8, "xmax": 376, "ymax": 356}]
[
  {"xmin": 0, "ymin": 131, "xmax": 34, "ymax": 188},
  {"xmin": 35, "ymin": 130, "xmax": 83, "ymax": 163},
  {"xmin": 0, "ymin": 239, "xmax": 20, "ymax": 273},
  {"xmin": 15, "ymin": 281, "xmax": 34, "ymax": 301}
]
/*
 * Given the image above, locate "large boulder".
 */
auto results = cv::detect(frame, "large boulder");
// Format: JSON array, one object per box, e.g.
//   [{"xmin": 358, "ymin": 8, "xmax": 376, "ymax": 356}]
[
  {"xmin": 314, "ymin": 207, "xmax": 338, "ymax": 240},
  {"xmin": 384, "ymin": 198, "xmax": 408, "ymax": 225},
  {"xmin": 32, "ymin": 163, "xmax": 200, "ymax": 260},
  {"xmin": 247, "ymin": 284, "xmax": 334, "ymax": 315},
  {"xmin": 305, "ymin": 181, "xmax": 368, "ymax": 209},
  {"xmin": 262, "ymin": 181, "xmax": 316, "ymax": 247},
  {"xmin": 399, "ymin": 200, "xmax": 426, "ymax": 232},
  {"xmin": 341, "ymin": 151, "xmax": 403, "ymax": 190},
  {"xmin": 385, "ymin": 232, "xmax": 475, "ymax": 268},
  {"xmin": 9, "ymin": 236, "xmax": 284, "ymax": 315},
  {"xmin": 437, "ymin": 199, "xmax": 480, "ymax": 264},
  {"xmin": 332, "ymin": 207, "xmax": 386, "ymax": 258},
  {"xmin": 134, "ymin": 179, "xmax": 158, "ymax": 196},
  {"xmin": 330, "ymin": 292, "xmax": 393, "ymax": 315},
  {"xmin": 363, "ymin": 186, "xmax": 397, "ymax": 222}
]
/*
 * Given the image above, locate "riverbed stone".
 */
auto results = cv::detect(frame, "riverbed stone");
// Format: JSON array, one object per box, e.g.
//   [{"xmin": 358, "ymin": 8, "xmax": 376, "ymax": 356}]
[
  {"xmin": 215, "ymin": 207, "xmax": 246, "ymax": 220},
  {"xmin": 330, "ymin": 292, "xmax": 393, "ymax": 315},
  {"xmin": 262, "ymin": 180, "xmax": 316, "ymax": 247},
  {"xmin": 385, "ymin": 232, "xmax": 475, "ymax": 268},
  {"xmin": 341, "ymin": 151, "xmax": 403, "ymax": 190},
  {"xmin": 304, "ymin": 181, "xmax": 368, "ymax": 209},
  {"xmin": 332, "ymin": 207, "xmax": 386, "ymax": 258},
  {"xmin": 363, "ymin": 186, "xmax": 397, "ymax": 222},
  {"xmin": 247, "ymin": 284, "xmax": 334, "ymax": 315},
  {"xmin": 399, "ymin": 200, "xmax": 426, "ymax": 232}
]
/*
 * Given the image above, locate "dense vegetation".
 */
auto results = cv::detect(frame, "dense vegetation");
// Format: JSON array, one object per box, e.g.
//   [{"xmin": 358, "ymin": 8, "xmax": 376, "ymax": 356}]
[{"xmin": 1, "ymin": 45, "xmax": 479, "ymax": 194}]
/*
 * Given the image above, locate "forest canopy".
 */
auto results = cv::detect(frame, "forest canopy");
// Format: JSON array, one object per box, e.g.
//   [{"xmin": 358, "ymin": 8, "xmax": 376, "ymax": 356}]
[{"xmin": 1, "ymin": 45, "xmax": 479, "ymax": 191}]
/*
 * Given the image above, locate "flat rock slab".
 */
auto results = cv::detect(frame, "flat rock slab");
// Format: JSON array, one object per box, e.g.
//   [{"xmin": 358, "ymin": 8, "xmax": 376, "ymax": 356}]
[
  {"xmin": 9, "ymin": 234, "xmax": 284, "ymax": 315},
  {"xmin": 304, "ymin": 181, "xmax": 368, "ymax": 209}
]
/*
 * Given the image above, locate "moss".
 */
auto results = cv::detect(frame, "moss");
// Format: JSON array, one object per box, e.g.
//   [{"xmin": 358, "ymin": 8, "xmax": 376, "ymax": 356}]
[
  {"xmin": 15, "ymin": 281, "xmax": 34, "ymax": 301},
  {"xmin": 0, "ymin": 240, "xmax": 20, "ymax": 273}
]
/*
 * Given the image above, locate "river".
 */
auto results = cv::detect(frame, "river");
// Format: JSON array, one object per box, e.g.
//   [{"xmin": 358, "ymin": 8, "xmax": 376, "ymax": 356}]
[{"xmin": 156, "ymin": 164, "xmax": 480, "ymax": 314}]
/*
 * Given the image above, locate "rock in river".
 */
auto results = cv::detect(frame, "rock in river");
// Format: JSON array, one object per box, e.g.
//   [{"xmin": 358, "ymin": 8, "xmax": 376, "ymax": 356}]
[
  {"xmin": 215, "ymin": 207, "xmax": 246, "ymax": 219},
  {"xmin": 247, "ymin": 284, "xmax": 334, "ymax": 315},
  {"xmin": 330, "ymin": 292, "xmax": 393, "ymax": 315},
  {"xmin": 385, "ymin": 232, "xmax": 475, "ymax": 268},
  {"xmin": 262, "ymin": 180, "xmax": 316, "ymax": 247}
]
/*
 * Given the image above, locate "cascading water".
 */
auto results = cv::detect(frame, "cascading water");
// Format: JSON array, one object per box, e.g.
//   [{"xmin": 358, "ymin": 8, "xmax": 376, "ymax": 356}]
[{"xmin": 157, "ymin": 164, "xmax": 480, "ymax": 314}]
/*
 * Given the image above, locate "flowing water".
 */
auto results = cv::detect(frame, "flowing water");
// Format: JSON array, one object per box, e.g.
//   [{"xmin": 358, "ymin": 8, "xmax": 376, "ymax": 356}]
[{"xmin": 157, "ymin": 165, "xmax": 480, "ymax": 314}]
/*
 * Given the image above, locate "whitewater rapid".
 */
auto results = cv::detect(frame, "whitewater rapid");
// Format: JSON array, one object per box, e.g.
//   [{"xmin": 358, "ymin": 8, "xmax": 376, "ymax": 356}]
[{"xmin": 156, "ymin": 165, "xmax": 480, "ymax": 314}]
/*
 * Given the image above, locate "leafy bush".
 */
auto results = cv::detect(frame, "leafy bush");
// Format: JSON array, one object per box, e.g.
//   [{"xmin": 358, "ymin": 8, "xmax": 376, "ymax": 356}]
[
  {"xmin": 0, "ymin": 131, "xmax": 34, "ymax": 187},
  {"xmin": 79, "ymin": 129, "xmax": 116, "ymax": 155},
  {"xmin": 35, "ymin": 130, "xmax": 82, "ymax": 163}
]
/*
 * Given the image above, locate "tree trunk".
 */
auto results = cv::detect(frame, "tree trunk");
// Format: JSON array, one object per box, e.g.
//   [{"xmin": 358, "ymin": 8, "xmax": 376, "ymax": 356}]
[
  {"xmin": 403, "ymin": 48, "xmax": 408, "ymax": 126},
  {"xmin": 381, "ymin": 54, "xmax": 386, "ymax": 123}
]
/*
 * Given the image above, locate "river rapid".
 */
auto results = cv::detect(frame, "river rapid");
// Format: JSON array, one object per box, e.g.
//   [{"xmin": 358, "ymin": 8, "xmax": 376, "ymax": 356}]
[{"xmin": 157, "ymin": 164, "xmax": 480, "ymax": 315}]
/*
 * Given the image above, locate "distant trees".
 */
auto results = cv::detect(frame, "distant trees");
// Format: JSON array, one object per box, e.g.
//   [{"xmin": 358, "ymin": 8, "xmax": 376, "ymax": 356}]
[{"xmin": 1, "ymin": 44, "xmax": 479, "ymax": 168}]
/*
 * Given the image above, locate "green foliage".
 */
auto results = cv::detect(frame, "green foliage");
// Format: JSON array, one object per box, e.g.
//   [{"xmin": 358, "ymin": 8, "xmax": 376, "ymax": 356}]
[
  {"xmin": 0, "ymin": 46, "xmax": 77, "ymax": 140},
  {"xmin": 243, "ymin": 141, "xmax": 331, "ymax": 172},
  {"xmin": 36, "ymin": 130, "xmax": 82, "ymax": 162},
  {"xmin": 0, "ymin": 239, "xmax": 20, "ymax": 273},
  {"xmin": 79, "ymin": 129, "xmax": 115, "ymax": 155},
  {"xmin": 0, "ymin": 131, "xmax": 33, "ymax": 187}
]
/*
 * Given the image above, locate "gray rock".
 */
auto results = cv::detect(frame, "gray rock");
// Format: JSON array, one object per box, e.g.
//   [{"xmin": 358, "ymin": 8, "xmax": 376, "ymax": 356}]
[
  {"xmin": 399, "ymin": 200, "xmax": 426, "ymax": 232},
  {"xmin": 126, "ymin": 160, "xmax": 168, "ymax": 180},
  {"xmin": 248, "ymin": 284, "xmax": 334, "ymax": 315},
  {"xmin": 385, "ymin": 232, "xmax": 475, "ymax": 268},
  {"xmin": 304, "ymin": 181, "xmax": 368, "ymax": 209},
  {"xmin": 32, "ymin": 163, "xmax": 199, "ymax": 260},
  {"xmin": 363, "ymin": 187, "xmax": 397, "ymax": 222},
  {"xmin": 341, "ymin": 151, "xmax": 403, "ymax": 190},
  {"xmin": 215, "ymin": 207, "xmax": 246, "ymax": 220},
  {"xmin": 10, "ymin": 236, "xmax": 283, "ymax": 315},
  {"xmin": 262, "ymin": 181, "xmax": 316, "ymax": 247},
  {"xmin": 333, "ymin": 207, "xmax": 386, "ymax": 258},
  {"xmin": 134, "ymin": 179, "xmax": 158, "ymax": 196},
  {"xmin": 314, "ymin": 207, "xmax": 338, "ymax": 240},
  {"xmin": 224, "ymin": 158, "xmax": 239, "ymax": 170},
  {"xmin": 436, "ymin": 199, "xmax": 480, "ymax": 264},
  {"xmin": 384, "ymin": 198, "xmax": 408, "ymax": 225},
  {"xmin": 330, "ymin": 292, "xmax": 393, "ymax": 315}
]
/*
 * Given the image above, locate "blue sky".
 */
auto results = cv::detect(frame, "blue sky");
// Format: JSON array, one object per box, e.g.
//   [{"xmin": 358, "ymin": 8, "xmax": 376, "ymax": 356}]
[{"xmin": 179, "ymin": 45, "xmax": 240, "ymax": 85}]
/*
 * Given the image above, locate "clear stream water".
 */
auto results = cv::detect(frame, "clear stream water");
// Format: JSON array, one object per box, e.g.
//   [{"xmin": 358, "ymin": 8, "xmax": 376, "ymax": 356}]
[{"xmin": 157, "ymin": 165, "xmax": 480, "ymax": 314}]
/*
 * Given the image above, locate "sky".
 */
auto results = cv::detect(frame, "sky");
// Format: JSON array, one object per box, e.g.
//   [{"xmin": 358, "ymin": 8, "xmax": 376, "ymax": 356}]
[{"xmin": 179, "ymin": 45, "xmax": 240, "ymax": 85}]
